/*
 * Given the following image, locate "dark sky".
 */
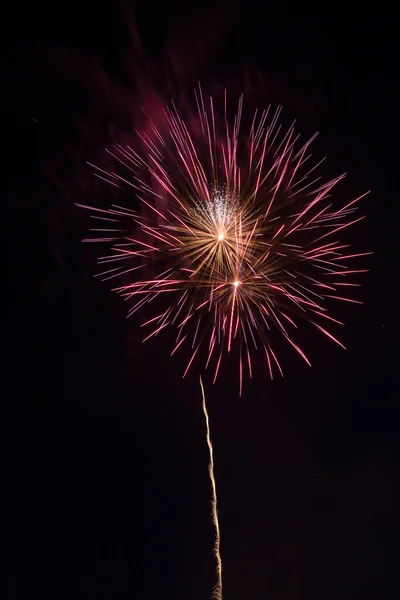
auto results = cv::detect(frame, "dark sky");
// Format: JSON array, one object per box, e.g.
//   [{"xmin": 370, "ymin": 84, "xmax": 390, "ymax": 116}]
[{"xmin": 5, "ymin": 3, "xmax": 399, "ymax": 599}]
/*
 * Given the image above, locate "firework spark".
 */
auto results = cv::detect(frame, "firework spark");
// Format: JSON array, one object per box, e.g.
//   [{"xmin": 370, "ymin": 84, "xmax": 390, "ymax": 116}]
[
  {"xmin": 79, "ymin": 86, "xmax": 370, "ymax": 392},
  {"xmin": 200, "ymin": 375, "xmax": 223, "ymax": 600}
]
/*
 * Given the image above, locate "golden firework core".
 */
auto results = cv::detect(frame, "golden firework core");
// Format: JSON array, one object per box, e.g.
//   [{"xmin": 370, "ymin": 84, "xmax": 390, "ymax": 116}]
[
  {"xmin": 233, "ymin": 280, "xmax": 240, "ymax": 287},
  {"xmin": 218, "ymin": 233, "xmax": 225, "ymax": 241}
]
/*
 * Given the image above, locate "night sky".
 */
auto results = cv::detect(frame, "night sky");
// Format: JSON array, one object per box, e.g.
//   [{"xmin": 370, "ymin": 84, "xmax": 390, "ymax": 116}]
[{"xmin": 5, "ymin": 3, "xmax": 399, "ymax": 598}]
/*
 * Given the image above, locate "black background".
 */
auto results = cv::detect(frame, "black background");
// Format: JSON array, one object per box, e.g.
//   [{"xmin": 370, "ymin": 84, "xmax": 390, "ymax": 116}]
[{"xmin": 5, "ymin": 3, "xmax": 399, "ymax": 598}]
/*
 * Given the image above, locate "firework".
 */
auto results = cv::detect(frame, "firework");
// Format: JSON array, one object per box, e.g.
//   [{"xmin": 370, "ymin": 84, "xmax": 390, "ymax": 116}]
[{"xmin": 79, "ymin": 86, "xmax": 370, "ymax": 394}]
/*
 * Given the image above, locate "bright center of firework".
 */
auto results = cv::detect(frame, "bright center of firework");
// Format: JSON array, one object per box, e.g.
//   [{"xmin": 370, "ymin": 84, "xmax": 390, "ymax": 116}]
[
  {"xmin": 233, "ymin": 280, "xmax": 240, "ymax": 287},
  {"xmin": 218, "ymin": 233, "xmax": 225, "ymax": 241}
]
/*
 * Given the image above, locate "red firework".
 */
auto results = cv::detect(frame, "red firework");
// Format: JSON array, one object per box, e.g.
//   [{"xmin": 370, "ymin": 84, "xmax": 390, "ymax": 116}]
[{"xmin": 78, "ymin": 86, "xmax": 370, "ymax": 394}]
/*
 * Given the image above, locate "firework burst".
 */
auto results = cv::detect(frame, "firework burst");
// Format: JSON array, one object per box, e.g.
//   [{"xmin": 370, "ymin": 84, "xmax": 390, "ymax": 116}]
[{"xmin": 79, "ymin": 86, "xmax": 370, "ymax": 394}]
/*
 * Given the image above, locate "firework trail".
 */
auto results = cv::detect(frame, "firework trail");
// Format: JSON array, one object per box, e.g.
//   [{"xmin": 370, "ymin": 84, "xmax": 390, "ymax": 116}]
[
  {"xmin": 200, "ymin": 375, "xmax": 223, "ymax": 600},
  {"xmin": 79, "ymin": 86, "xmax": 370, "ymax": 394}
]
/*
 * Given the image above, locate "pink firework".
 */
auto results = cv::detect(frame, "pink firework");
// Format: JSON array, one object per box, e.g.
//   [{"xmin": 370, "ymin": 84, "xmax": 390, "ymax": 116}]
[{"xmin": 78, "ymin": 87, "xmax": 370, "ymax": 394}]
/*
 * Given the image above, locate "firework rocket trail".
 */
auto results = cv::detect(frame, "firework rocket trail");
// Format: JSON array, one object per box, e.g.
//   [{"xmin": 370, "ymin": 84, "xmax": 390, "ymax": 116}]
[
  {"xmin": 79, "ymin": 86, "xmax": 370, "ymax": 392},
  {"xmin": 200, "ymin": 375, "xmax": 223, "ymax": 600}
]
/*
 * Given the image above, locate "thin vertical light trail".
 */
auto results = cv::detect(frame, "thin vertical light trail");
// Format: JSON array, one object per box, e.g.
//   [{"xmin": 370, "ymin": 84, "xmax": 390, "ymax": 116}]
[{"xmin": 200, "ymin": 375, "xmax": 223, "ymax": 600}]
